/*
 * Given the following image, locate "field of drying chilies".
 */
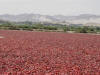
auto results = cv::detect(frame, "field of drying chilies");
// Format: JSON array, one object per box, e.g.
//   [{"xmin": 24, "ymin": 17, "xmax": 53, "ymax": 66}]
[{"xmin": 0, "ymin": 30, "xmax": 100, "ymax": 75}]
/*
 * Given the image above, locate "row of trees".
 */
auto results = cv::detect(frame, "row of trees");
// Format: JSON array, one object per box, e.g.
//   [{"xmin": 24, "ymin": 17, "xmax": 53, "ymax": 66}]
[
  {"xmin": 0, "ymin": 22, "xmax": 100, "ymax": 33},
  {"xmin": 64, "ymin": 26, "xmax": 100, "ymax": 33},
  {"xmin": 0, "ymin": 23, "xmax": 58, "ymax": 31}
]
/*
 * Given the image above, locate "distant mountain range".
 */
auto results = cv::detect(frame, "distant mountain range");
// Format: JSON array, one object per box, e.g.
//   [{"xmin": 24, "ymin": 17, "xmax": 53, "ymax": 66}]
[{"xmin": 0, "ymin": 14, "xmax": 100, "ymax": 26}]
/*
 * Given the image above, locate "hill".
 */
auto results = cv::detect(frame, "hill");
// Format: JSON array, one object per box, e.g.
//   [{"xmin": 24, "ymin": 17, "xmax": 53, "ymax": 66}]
[{"xmin": 0, "ymin": 14, "xmax": 100, "ymax": 26}]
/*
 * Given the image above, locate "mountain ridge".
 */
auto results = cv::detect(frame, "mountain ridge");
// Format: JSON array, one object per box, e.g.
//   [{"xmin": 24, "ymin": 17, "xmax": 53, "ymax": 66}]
[{"xmin": 0, "ymin": 14, "xmax": 100, "ymax": 26}]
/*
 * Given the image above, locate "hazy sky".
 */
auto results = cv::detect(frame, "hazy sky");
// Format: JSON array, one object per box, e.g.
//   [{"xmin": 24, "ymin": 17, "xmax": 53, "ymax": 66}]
[{"xmin": 0, "ymin": 0, "xmax": 100, "ymax": 15}]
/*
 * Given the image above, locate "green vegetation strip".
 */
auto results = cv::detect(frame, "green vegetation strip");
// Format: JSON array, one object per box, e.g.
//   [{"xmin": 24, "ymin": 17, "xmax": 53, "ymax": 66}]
[{"xmin": 0, "ymin": 22, "xmax": 100, "ymax": 34}]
